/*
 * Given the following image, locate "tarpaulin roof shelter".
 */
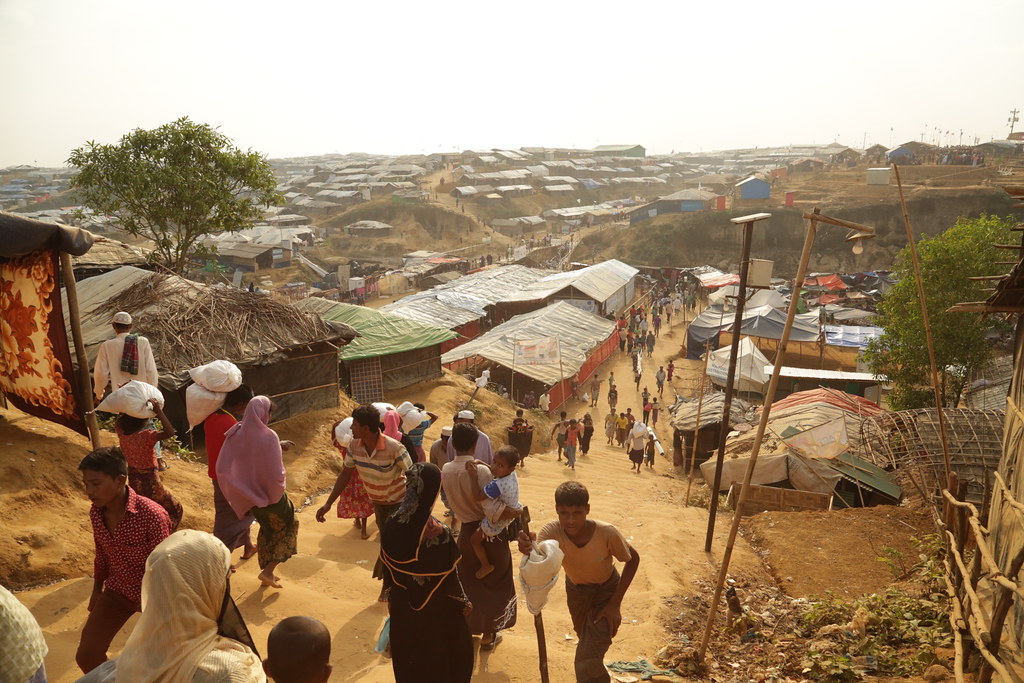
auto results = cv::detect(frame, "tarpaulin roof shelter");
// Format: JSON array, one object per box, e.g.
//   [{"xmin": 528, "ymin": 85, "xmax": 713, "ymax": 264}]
[
  {"xmin": 441, "ymin": 301, "xmax": 616, "ymax": 387},
  {"xmin": 698, "ymin": 272, "xmax": 741, "ymax": 288},
  {"xmin": 65, "ymin": 266, "xmax": 356, "ymax": 431},
  {"xmin": 498, "ymin": 259, "xmax": 638, "ymax": 308},
  {"xmin": 804, "ymin": 274, "xmax": 848, "ymax": 290},
  {"xmin": 708, "ymin": 285, "xmax": 787, "ymax": 308},
  {"xmin": 381, "ymin": 265, "xmax": 551, "ymax": 329},
  {"xmin": 823, "ymin": 325, "xmax": 882, "ymax": 348},
  {"xmin": 700, "ymin": 452, "xmax": 842, "ymax": 495},
  {"xmin": 295, "ymin": 297, "xmax": 456, "ymax": 401},
  {"xmin": 707, "ymin": 337, "xmax": 770, "ymax": 394},
  {"xmin": 669, "ymin": 393, "xmax": 752, "ymax": 432},
  {"xmin": 294, "ymin": 297, "xmax": 455, "ymax": 360},
  {"xmin": 71, "ymin": 233, "xmax": 149, "ymax": 279},
  {"xmin": 0, "ymin": 210, "xmax": 93, "ymax": 258},
  {"xmin": 855, "ymin": 407, "xmax": 1004, "ymax": 505}
]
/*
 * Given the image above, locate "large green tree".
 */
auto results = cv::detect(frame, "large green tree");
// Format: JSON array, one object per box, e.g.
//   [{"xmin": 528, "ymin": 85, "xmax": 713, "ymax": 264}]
[
  {"xmin": 68, "ymin": 117, "xmax": 281, "ymax": 273},
  {"xmin": 863, "ymin": 213, "xmax": 1016, "ymax": 410}
]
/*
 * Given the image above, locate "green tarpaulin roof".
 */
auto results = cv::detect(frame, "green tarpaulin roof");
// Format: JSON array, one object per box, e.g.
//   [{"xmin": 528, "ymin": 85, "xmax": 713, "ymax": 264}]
[{"xmin": 294, "ymin": 297, "xmax": 456, "ymax": 360}]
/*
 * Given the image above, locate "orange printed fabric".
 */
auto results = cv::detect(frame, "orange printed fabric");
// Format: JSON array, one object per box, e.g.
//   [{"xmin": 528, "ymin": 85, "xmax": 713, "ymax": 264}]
[{"xmin": 0, "ymin": 249, "xmax": 87, "ymax": 434}]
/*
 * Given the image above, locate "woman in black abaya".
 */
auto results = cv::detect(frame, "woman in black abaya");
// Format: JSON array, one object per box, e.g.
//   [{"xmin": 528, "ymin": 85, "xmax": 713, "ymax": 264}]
[{"xmin": 380, "ymin": 463, "xmax": 473, "ymax": 683}]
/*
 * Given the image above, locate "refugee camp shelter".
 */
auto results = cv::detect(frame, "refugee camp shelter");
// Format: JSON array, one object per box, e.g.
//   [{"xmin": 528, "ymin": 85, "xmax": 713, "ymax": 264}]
[
  {"xmin": 294, "ymin": 297, "xmax": 456, "ymax": 403},
  {"xmin": 71, "ymin": 233, "xmax": 149, "ymax": 280},
  {"xmin": 494, "ymin": 259, "xmax": 638, "ymax": 320},
  {"xmin": 441, "ymin": 301, "xmax": 617, "ymax": 410},
  {"xmin": 736, "ymin": 176, "xmax": 770, "ymax": 200},
  {"xmin": 707, "ymin": 337, "xmax": 770, "ymax": 394},
  {"xmin": 592, "ymin": 144, "xmax": 646, "ymax": 158},
  {"xmin": 885, "ymin": 145, "xmax": 914, "ymax": 163},
  {"xmin": 381, "ymin": 264, "xmax": 552, "ymax": 351},
  {"xmin": 214, "ymin": 243, "xmax": 290, "ymax": 271},
  {"xmin": 669, "ymin": 393, "xmax": 753, "ymax": 468},
  {"xmin": 64, "ymin": 266, "xmax": 356, "ymax": 433}
]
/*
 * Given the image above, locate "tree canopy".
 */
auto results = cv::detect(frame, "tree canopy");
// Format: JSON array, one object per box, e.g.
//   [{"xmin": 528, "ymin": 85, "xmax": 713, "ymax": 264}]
[
  {"xmin": 863, "ymin": 213, "xmax": 1016, "ymax": 410},
  {"xmin": 68, "ymin": 117, "xmax": 281, "ymax": 274}
]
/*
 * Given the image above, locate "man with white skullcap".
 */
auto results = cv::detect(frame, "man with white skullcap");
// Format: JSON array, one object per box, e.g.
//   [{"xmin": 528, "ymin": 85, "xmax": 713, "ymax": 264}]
[
  {"xmin": 92, "ymin": 311, "xmax": 159, "ymax": 402},
  {"xmin": 445, "ymin": 409, "xmax": 494, "ymax": 464}
]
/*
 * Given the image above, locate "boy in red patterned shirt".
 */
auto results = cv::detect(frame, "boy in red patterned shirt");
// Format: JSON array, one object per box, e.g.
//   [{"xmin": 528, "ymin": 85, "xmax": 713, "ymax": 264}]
[{"xmin": 75, "ymin": 446, "xmax": 172, "ymax": 674}]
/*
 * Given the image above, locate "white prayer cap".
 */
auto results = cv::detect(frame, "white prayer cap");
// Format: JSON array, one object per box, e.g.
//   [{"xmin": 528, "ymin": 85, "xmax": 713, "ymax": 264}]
[
  {"xmin": 440, "ymin": 425, "xmax": 453, "ymax": 436},
  {"xmin": 457, "ymin": 410, "xmax": 475, "ymax": 420},
  {"xmin": 112, "ymin": 311, "xmax": 133, "ymax": 325}
]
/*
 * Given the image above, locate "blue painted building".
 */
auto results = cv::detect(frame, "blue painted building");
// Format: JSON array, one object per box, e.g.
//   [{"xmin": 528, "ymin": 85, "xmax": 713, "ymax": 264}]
[
  {"xmin": 736, "ymin": 176, "xmax": 770, "ymax": 200},
  {"xmin": 629, "ymin": 188, "xmax": 718, "ymax": 224}
]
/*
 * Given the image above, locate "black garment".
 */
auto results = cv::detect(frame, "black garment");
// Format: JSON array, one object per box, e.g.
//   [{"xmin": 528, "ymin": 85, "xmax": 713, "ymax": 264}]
[
  {"xmin": 581, "ymin": 425, "xmax": 594, "ymax": 454},
  {"xmin": 381, "ymin": 464, "xmax": 473, "ymax": 682}
]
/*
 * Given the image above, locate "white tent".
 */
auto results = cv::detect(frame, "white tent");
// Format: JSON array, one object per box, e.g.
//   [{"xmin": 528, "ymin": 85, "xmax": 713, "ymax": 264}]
[
  {"xmin": 708, "ymin": 285, "xmax": 788, "ymax": 309},
  {"xmin": 707, "ymin": 336, "xmax": 769, "ymax": 394}
]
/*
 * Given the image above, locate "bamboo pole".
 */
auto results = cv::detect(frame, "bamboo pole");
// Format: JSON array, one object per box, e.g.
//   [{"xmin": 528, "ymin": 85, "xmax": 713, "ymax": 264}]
[
  {"xmin": 893, "ymin": 165, "xmax": 953, "ymax": 486},
  {"xmin": 60, "ymin": 252, "xmax": 102, "ymax": 449},
  {"xmin": 699, "ymin": 210, "xmax": 821, "ymax": 660}
]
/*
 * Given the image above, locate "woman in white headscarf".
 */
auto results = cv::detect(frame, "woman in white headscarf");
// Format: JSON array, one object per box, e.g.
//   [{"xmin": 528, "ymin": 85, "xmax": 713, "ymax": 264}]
[{"xmin": 75, "ymin": 529, "xmax": 265, "ymax": 683}]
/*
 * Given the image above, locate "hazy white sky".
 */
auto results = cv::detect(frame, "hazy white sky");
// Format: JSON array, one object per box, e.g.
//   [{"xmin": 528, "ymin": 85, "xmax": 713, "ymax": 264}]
[{"xmin": 2, "ymin": 0, "xmax": 1021, "ymax": 167}]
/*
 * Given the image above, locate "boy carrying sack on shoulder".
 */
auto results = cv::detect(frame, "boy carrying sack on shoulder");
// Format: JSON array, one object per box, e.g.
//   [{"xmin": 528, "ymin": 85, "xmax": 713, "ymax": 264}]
[{"xmin": 518, "ymin": 481, "xmax": 640, "ymax": 683}]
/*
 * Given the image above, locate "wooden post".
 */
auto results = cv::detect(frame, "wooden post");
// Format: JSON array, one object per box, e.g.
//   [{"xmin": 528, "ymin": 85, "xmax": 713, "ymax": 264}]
[
  {"xmin": 698, "ymin": 209, "xmax": 876, "ymax": 661},
  {"xmin": 684, "ymin": 343, "xmax": 712, "ymax": 506},
  {"xmin": 706, "ymin": 214, "xmax": 771, "ymax": 551},
  {"xmin": 60, "ymin": 252, "xmax": 102, "ymax": 449},
  {"xmin": 893, "ymin": 165, "xmax": 954, "ymax": 487},
  {"xmin": 519, "ymin": 507, "xmax": 550, "ymax": 683}
]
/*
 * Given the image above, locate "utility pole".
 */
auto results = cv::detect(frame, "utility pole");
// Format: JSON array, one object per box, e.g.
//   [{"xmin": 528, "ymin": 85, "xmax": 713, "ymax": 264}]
[{"xmin": 1009, "ymin": 108, "xmax": 1020, "ymax": 137}]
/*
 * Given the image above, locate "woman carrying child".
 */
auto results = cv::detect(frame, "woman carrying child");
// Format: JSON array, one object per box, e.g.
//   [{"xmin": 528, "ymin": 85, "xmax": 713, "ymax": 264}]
[
  {"xmin": 115, "ymin": 398, "xmax": 183, "ymax": 530},
  {"xmin": 468, "ymin": 446, "xmax": 522, "ymax": 579}
]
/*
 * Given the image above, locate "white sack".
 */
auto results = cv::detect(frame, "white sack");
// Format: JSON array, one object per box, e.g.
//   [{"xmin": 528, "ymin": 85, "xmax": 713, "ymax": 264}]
[
  {"xmin": 475, "ymin": 369, "xmax": 491, "ymax": 388},
  {"xmin": 372, "ymin": 402, "xmax": 396, "ymax": 419},
  {"xmin": 186, "ymin": 383, "xmax": 226, "ymax": 429},
  {"xmin": 96, "ymin": 380, "xmax": 163, "ymax": 419},
  {"xmin": 631, "ymin": 421, "xmax": 648, "ymax": 438},
  {"xmin": 401, "ymin": 409, "xmax": 426, "ymax": 433},
  {"xmin": 518, "ymin": 539, "xmax": 564, "ymax": 615},
  {"xmin": 188, "ymin": 360, "xmax": 242, "ymax": 393},
  {"xmin": 396, "ymin": 401, "xmax": 415, "ymax": 416},
  {"xmin": 333, "ymin": 417, "xmax": 354, "ymax": 447}
]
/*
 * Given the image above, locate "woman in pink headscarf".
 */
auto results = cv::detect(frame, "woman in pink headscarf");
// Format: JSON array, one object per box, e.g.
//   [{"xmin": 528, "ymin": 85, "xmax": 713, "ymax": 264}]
[
  {"xmin": 382, "ymin": 407, "xmax": 402, "ymax": 440},
  {"xmin": 216, "ymin": 396, "xmax": 298, "ymax": 589}
]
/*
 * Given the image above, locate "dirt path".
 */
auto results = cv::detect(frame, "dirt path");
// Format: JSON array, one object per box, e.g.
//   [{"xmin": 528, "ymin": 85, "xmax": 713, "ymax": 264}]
[{"xmin": 15, "ymin": 300, "xmax": 774, "ymax": 683}]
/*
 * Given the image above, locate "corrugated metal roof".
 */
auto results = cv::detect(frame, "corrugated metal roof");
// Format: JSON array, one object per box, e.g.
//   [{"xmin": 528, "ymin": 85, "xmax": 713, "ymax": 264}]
[
  {"xmin": 828, "ymin": 451, "xmax": 902, "ymax": 501},
  {"xmin": 441, "ymin": 302, "xmax": 616, "ymax": 386},
  {"xmin": 499, "ymin": 259, "xmax": 638, "ymax": 304},
  {"xmin": 294, "ymin": 297, "xmax": 455, "ymax": 360}
]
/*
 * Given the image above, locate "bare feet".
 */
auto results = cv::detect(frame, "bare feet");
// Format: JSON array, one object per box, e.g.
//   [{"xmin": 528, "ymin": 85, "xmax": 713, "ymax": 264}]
[
  {"xmin": 360, "ymin": 528, "xmax": 370, "ymax": 540},
  {"xmin": 475, "ymin": 564, "xmax": 495, "ymax": 580},
  {"xmin": 258, "ymin": 570, "xmax": 282, "ymax": 589},
  {"xmin": 241, "ymin": 545, "xmax": 258, "ymax": 560},
  {"xmin": 353, "ymin": 518, "xmax": 361, "ymax": 528}
]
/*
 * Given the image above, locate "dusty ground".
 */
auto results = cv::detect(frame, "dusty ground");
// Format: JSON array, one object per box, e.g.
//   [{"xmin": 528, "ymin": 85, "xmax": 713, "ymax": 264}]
[{"xmin": 3, "ymin": 306, "xmax": 942, "ymax": 682}]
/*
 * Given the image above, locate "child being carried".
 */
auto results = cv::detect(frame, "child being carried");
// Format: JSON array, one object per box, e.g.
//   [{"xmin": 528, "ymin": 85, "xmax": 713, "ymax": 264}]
[{"xmin": 468, "ymin": 445, "xmax": 522, "ymax": 579}]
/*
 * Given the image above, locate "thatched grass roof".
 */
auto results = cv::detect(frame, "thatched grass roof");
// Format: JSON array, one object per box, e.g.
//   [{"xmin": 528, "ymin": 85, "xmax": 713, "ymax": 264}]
[{"xmin": 66, "ymin": 266, "xmax": 357, "ymax": 378}]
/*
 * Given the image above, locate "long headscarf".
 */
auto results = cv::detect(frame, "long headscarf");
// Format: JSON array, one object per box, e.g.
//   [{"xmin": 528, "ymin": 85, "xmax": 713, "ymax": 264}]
[
  {"xmin": 382, "ymin": 408, "xmax": 402, "ymax": 439},
  {"xmin": 380, "ymin": 462, "xmax": 462, "ymax": 611},
  {"xmin": 115, "ymin": 530, "xmax": 264, "ymax": 683},
  {"xmin": 215, "ymin": 396, "xmax": 285, "ymax": 518}
]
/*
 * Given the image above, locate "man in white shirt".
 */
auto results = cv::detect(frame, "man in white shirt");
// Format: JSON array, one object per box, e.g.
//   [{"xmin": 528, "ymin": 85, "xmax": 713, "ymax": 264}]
[
  {"xmin": 92, "ymin": 312, "xmax": 159, "ymax": 401},
  {"xmin": 441, "ymin": 423, "xmax": 518, "ymax": 650},
  {"xmin": 445, "ymin": 409, "xmax": 493, "ymax": 464}
]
